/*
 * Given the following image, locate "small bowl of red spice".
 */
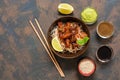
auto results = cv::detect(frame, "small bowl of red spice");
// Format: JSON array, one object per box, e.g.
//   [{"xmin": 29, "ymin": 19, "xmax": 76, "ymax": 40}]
[{"xmin": 96, "ymin": 21, "xmax": 114, "ymax": 39}]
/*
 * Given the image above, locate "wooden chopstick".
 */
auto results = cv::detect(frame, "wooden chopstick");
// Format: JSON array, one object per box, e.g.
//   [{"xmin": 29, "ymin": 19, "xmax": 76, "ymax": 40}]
[
  {"xmin": 34, "ymin": 18, "xmax": 65, "ymax": 76},
  {"xmin": 29, "ymin": 20, "xmax": 65, "ymax": 77}
]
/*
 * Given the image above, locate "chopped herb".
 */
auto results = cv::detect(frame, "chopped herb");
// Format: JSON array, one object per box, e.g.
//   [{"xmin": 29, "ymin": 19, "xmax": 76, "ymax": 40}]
[
  {"xmin": 77, "ymin": 39, "xmax": 85, "ymax": 46},
  {"xmin": 84, "ymin": 37, "xmax": 89, "ymax": 44},
  {"xmin": 77, "ymin": 37, "xmax": 89, "ymax": 46}
]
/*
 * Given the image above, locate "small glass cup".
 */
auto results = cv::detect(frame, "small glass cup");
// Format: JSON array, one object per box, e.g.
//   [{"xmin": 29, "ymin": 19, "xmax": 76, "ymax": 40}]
[
  {"xmin": 80, "ymin": 7, "xmax": 98, "ymax": 25},
  {"xmin": 96, "ymin": 21, "xmax": 114, "ymax": 39},
  {"xmin": 96, "ymin": 45, "xmax": 114, "ymax": 63}
]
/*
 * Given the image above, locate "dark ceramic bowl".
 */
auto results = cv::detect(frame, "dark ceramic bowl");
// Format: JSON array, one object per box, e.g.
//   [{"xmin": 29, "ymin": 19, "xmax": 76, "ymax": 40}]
[{"xmin": 47, "ymin": 16, "xmax": 90, "ymax": 59}]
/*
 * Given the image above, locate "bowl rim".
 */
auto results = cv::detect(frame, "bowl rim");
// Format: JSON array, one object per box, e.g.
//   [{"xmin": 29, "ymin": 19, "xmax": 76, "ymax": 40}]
[{"xmin": 47, "ymin": 16, "xmax": 90, "ymax": 59}]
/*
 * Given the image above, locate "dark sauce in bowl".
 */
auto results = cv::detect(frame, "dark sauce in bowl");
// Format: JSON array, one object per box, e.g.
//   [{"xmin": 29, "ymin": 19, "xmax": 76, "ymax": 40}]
[{"xmin": 96, "ymin": 45, "xmax": 113, "ymax": 63}]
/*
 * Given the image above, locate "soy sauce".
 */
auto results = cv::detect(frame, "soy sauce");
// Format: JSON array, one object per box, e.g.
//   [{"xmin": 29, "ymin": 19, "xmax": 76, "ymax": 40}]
[{"xmin": 97, "ymin": 46, "xmax": 112, "ymax": 60}]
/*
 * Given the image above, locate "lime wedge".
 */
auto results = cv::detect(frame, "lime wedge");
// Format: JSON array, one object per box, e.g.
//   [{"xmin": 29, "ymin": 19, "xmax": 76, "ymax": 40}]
[
  {"xmin": 51, "ymin": 36, "xmax": 63, "ymax": 52},
  {"xmin": 58, "ymin": 3, "xmax": 74, "ymax": 14}
]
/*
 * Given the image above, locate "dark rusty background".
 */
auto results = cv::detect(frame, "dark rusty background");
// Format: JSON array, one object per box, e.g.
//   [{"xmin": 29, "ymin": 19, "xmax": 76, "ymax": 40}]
[{"xmin": 0, "ymin": 0, "xmax": 120, "ymax": 80}]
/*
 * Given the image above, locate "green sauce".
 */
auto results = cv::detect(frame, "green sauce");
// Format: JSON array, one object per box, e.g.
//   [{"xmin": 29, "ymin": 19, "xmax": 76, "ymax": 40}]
[{"xmin": 81, "ymin": 7, "xmax": 98, "ymax": 24}]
